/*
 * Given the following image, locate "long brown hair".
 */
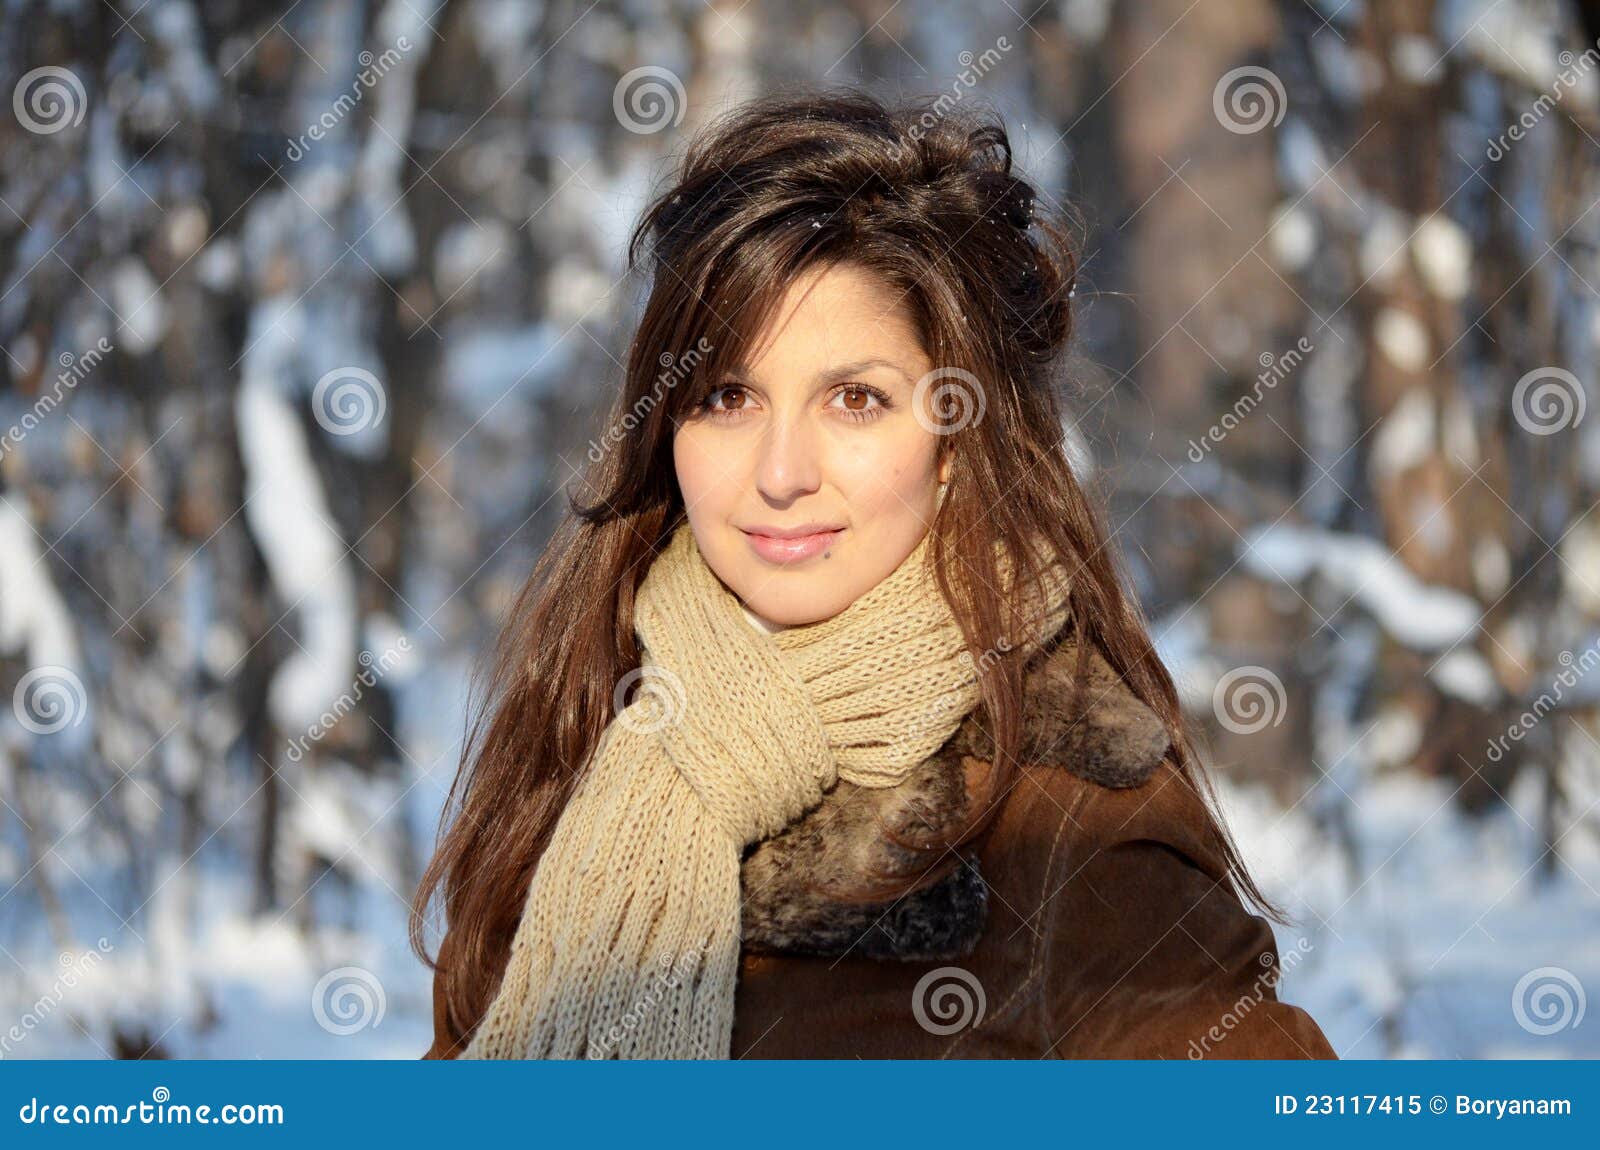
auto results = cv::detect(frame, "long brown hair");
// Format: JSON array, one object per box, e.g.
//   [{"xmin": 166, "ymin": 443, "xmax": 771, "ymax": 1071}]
[{"xmin": 411, "ymin": 87, "xmax": 1286, "ymax": 1053}]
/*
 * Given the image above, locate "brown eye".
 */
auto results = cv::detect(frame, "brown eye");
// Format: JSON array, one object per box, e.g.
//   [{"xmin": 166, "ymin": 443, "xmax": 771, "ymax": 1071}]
[
  {"xmin": 699, "ymin": 385, "xmax": 752, "ymax": 419},
  {"xmin": 828, "ymin": 383, "xmax": 892, "ymax": 423}
]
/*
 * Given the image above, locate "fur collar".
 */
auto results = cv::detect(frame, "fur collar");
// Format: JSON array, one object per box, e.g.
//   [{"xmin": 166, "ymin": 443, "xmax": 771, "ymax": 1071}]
[{"xmin": 739, "ymin": 628, "xmax": 1171, "ymax": 961}]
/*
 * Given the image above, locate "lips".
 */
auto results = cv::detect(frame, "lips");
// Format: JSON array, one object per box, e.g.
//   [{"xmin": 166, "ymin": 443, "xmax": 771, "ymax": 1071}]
[{"xmin": 740, "ymin": 526, "xmax": 844, "ymax": 565}]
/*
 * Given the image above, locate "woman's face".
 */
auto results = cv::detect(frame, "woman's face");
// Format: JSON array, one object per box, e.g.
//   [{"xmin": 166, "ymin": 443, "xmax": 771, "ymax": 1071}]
[{"xmin": 673, "ymin": 262, "xmax": 952, "ymax": 629}]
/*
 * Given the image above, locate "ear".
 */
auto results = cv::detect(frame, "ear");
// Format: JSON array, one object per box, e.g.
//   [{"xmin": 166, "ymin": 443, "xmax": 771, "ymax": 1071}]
[{"xmin": 949, "ymin": 634, "xmax": 1171, "ymax": 789}]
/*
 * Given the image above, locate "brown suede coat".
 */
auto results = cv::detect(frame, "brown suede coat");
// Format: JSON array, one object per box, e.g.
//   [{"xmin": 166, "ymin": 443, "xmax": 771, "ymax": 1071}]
[{"xmin": 425, "ymin": 631, "xmax": 1337, "ymax": 1060}]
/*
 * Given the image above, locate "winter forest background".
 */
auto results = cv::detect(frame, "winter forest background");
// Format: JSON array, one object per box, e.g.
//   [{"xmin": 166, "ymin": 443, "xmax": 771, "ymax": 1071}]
[{"xmin": 2, "ymin": 0, "xmax": 1599, "ymax": 1060}]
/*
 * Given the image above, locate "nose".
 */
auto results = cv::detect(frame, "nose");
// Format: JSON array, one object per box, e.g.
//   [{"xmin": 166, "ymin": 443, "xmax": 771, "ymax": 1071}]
[{"xmin": 753, "ymin": 410, "xmax": 822, "ymax": 504}]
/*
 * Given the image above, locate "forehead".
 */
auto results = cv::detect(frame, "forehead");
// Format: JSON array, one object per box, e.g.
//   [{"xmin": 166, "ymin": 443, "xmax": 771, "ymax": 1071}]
[{"xmin": 739, "ymin": 263, "xmax": 926, "ymax": 377}]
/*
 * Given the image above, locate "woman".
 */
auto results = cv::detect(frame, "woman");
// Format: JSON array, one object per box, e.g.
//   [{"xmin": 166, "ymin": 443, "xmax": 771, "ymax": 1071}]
[{"xmin": 413, "ymin": 89, "xmax": 1336, "ymax": 1060}]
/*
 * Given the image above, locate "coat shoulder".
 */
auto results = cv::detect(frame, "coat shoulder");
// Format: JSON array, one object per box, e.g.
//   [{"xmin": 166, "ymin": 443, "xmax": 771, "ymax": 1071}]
[{"xmin": 1028, "ymin": 760, "xmax": 1338, "ymax": 1059}]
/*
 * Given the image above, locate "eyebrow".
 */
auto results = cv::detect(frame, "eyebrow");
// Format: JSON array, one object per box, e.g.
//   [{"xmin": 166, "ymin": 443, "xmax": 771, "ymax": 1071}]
[{"xmin": 721, "ymin": 358, "xmax": 915, "ymax": 387}]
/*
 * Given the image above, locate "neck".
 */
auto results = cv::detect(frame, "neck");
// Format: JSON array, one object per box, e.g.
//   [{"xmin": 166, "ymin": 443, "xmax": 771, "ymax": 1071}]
[{"xmin": 740, "ymin": 602, "xmax": 788, "ymax": 635}]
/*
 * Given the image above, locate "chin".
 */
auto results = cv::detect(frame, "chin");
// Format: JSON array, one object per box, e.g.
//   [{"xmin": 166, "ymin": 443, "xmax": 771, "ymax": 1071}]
[
  {"xmin": 723, "ymin": 549, "xmax": 855, "ymax": 622},
  {"xmin": 738, "ymin": 584, "xmax": 853, "ymax": 628}
]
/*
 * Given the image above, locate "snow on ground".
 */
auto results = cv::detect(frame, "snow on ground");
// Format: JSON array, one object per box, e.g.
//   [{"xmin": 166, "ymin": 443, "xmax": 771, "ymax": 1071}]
[
  {"xmin": 6, "ymin": 867, "xmax": 433, "ymax": 1061},
  {"xmin": 0, "ymin": 649, "xmax": 469, "ymax": 1061},
  {"xmin": 1221, "ymin": 764, "xmax": 1600, "ymax": 1058}
]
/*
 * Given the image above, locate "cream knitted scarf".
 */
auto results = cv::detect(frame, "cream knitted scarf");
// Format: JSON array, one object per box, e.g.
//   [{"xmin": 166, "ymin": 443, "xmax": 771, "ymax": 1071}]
[{"xmin": 461, "ymin": 518, "xmax": 1073, "ymax": 1059}]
